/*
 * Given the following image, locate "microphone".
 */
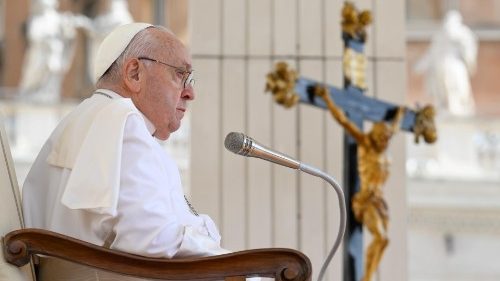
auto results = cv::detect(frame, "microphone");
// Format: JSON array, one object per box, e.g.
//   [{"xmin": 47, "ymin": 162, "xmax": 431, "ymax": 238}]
[
  {"xmin": 224, "ymin": 132, "xmax": 300, "ymax": 169},
  {"xmin": 224, "ymin": 132, "xmax": 347, "ymax": 281}
]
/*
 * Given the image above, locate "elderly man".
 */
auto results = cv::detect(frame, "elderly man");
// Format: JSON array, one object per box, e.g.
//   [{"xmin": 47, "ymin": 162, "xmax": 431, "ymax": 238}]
[{"xmin": 22, "ymin": 23, "xmax": 229, "ymax": 280}]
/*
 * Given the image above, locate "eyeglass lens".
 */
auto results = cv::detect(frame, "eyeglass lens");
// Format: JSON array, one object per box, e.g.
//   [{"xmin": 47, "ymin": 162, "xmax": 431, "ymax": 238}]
[{"xmin": 184, "ymin": 72, "xmax": 195, "ymax": 88}]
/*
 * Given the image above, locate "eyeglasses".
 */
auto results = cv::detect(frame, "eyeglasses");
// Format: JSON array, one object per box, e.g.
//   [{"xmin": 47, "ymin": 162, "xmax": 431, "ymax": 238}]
[{"xmin": 138, "ymin": 56, "xmax": 195, "ymax": 89}]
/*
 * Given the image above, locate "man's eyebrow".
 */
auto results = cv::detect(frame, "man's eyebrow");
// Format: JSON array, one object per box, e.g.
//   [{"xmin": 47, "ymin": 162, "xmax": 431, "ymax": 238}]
[
  {"xmin": 183, "ymin": 62, "xmax": 193, "ymax": 71},
  {"xmin": 176, "ymin": 57, "xmax": 191, "ymax": 69}
]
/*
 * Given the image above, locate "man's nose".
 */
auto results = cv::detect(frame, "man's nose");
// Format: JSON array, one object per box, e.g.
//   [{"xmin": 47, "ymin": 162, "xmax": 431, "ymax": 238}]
[{"xmin": 182, "ymin": 86, "xmax": 195, "ymax": 100}]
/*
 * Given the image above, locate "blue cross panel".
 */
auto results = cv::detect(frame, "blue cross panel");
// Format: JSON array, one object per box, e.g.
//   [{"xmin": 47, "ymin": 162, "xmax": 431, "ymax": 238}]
[{"xmin": 294, "ymin": 77, "xmax": 417, "ymax": 132}]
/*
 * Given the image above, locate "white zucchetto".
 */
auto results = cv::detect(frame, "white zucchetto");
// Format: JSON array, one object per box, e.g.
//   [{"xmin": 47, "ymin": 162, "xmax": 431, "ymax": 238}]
[{"xmin": 93, "ymin": 22, "xmax": 153, "ymax": 83}]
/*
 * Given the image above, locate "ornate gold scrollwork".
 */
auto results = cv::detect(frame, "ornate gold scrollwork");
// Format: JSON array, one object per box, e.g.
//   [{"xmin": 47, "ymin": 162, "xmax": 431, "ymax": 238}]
[
  {"xmin": 342, "ymin": 1, "xmax": 372, "ymax": 41},
  {"xmin": 265, "ymin": 62, "xmax": 300, "ymax": 108},
  {"xmin": 413, "ymin": 105, "xmax": 438, "ymax": 144}
]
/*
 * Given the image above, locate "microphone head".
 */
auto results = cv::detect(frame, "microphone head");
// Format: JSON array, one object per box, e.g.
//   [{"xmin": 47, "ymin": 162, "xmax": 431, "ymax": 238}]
[{"xmin": 224, "ymin": 132, "xmax": 245, "ymax": 154}]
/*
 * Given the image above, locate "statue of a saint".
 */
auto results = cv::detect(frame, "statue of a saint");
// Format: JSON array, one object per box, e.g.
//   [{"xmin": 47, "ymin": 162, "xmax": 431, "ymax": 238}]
[
  {"xmin": 19, "ymin": 0, "xmax": 90, "ymax": 103},
  {"xmin": 415, "ymin": 10, "xmax": 478, "ymax": 117}
]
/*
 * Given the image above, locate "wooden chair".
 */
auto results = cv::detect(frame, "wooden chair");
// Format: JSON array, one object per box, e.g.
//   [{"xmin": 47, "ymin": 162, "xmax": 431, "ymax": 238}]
[{"xmin": 0, "ymin": 115, "xmax": 312, "ymax": 281}]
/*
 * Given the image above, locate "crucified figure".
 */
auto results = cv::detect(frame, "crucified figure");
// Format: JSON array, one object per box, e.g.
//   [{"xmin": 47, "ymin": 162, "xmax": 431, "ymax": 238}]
[{"xmin": 315, "ymin": 86, "xmax": 404, "ymax": 281}]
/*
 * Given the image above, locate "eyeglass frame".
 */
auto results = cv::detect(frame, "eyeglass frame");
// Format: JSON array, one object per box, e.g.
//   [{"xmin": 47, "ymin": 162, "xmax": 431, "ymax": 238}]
[{"xmin": 137, "ymin": 56, "xmax": 195, "ymax": 89}]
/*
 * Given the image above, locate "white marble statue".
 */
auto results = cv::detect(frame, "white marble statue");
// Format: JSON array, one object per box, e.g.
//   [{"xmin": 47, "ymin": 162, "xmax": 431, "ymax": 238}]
[
  {"xmin": 19, "ymin": 0, "xmax": 90, "ymax": 103},
  {"xmin": 415, "ymin": 10, "xmax": 478, "ymax": 117}
]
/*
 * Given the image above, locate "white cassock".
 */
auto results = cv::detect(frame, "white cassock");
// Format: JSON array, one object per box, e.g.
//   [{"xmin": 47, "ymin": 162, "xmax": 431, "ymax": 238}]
[{"xmin": 22, "ymin": 89, "xmax": 230, "ymax": 280}]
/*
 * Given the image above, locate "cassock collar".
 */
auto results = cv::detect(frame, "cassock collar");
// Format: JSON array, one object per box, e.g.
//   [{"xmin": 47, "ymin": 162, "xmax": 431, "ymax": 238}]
[{"xmin": 95, "ymin": 89, "xmax": 156, "ymax": 137}]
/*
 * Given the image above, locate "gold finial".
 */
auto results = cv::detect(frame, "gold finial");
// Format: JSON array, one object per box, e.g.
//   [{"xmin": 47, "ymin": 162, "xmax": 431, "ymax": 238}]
[
  {"xmin": 413, "ymin": 105, "xmax": 437, "ymax": 144},
  {"xmin": 342, "ymin": 1, "xmax": 372, "ymax": 41},
  {"xmin": 265, "ymin": 62, "xmax": 300, "ymax": 108}
]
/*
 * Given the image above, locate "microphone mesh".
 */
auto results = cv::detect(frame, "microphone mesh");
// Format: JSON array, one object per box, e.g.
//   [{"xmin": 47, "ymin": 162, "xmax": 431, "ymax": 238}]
[{"xmin": 224, "ymin": 132, "xmax": 245, "ymax": 154}]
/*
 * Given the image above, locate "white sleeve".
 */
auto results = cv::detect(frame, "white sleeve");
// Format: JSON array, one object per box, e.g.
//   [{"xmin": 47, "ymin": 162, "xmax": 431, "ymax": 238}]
[
  {"xmin": 175, "ymin": 225, "xmax": 231, "ymax": 258},
  {"xmin": 110, "ymin": 115, "xmax": 229, "ymax": 258}
]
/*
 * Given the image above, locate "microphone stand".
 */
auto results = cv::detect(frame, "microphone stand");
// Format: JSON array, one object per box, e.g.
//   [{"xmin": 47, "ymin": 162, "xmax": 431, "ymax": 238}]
[
  {"xmin": 299, "ymin": 163, "xmax": 346, "ymax": 281},
  {"xmin": 224, "ymin": 132, "xmax": 346, "ymax": 281}
]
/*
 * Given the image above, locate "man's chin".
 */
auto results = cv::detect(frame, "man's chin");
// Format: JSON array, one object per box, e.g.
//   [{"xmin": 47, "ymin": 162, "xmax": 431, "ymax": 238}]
[
  {"xmin": 166, "ymin": 123, "xmax": 181, "ymax": 137},
  {"xmin": 154, "ymin": 131, "xmax": 170, "ymax": 141}
]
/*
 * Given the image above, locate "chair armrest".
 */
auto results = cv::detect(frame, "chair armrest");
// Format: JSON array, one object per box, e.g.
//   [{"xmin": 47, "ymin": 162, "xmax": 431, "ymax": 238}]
[{"xmin": 3, "ymin": 228, "xmax": 311, "ymax": 281}]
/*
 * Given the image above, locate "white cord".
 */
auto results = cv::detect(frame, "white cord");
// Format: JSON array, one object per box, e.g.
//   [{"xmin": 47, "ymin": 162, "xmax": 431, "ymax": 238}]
[{"xmin": 299, "ymin": 163, "xmax": 347, "ymax": 281}]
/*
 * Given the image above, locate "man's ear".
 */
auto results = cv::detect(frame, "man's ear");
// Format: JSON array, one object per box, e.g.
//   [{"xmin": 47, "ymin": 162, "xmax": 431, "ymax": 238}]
[{"xmin": 123, "ymin": 58, "xmax": 142, "ymax": 92}]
